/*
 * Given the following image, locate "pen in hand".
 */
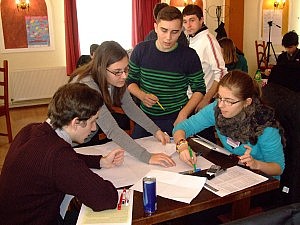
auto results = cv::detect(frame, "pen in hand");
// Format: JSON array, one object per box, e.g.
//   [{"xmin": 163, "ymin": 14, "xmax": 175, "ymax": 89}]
[
  {"xmin": 149, "ymin": 93, "xmax": 165, "ymax": 110},
  {"xmin": 188, "ymin": 146, "xmax": 197, "ymax": 172}
]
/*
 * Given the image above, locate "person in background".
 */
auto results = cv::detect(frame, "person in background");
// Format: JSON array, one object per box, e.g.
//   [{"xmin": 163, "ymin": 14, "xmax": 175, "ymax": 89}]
[
  {"xmin": 69, "ymin": 41, "xmax": 175, "ymax": 168},
  {"xmin": 127, "ymin": 6, "xmax": 206, "ymax": 138},
  {"xmin": 144, "ymin": 2, "xmax": 189, "ymax": 47},
  {"xmin": 278, "ymin": 30, "xmax": 300, "ymax": 64},
  {"xmin": 182, "ymin": 4, "xmax": 227, "ymax": 143},
  {"xmin": 0, "ymin": 83, "xmax": 125, "ymax": 225},
  {"xmin": 76, "ymin": 43, "xmax": 99, "ymax": 68},
  {"xmin": 182, "ymin": 5, "xmax": 227, "ymax": 112},
  {"xmin": 218, "ymin": 37, "xmax": 248, "ymax": 73},
  {"xmin": 268, "ymin": 30, "xmax": 300, "ymax": 92},
  {"xmin": 173, "ymin": 70, "xmax": 285, "ymax": 179}
]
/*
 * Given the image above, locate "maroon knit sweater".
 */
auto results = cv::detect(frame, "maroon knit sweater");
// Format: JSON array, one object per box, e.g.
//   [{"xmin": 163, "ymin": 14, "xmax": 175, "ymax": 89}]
[{"xmin": 0, "ymin": 122, "xmax": 118, "ymax": 225}]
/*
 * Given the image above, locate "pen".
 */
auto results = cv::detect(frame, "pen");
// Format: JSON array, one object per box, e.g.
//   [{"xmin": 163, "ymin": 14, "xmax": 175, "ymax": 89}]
[
  {"xmin": 117, "ymin": 188, "xmax": 126, "ymax": 210},
  {"xmin": 188, "ymin": 146, "xmax": 197, "ymax": 172},
  {"xmin": 157, "ymin": 101, "xmax": 165, "ymax": 111},
  {"xmin": 149, "ymin": 93, "xmax": 165, "ymax": 111}
]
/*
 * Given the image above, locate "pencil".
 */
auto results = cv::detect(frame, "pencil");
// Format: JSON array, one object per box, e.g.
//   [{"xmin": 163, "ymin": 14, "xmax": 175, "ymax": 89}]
[
  {"xmin": 157, "ymin": 101, "xmax": 165, "ymax": 111},
  {"xmin": 188, "ymin": 146, "xmax": 197, "ymax": 172}
]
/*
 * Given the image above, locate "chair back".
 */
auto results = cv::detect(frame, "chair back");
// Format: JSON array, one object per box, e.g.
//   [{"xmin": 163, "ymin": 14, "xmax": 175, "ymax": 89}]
[
  {"xmin": 255, "ymin": 40, "xmax": 268, "ymax": 71},
  {"xmin": 0, "ymin": 60, "xmax": 13, "ymax": 142}
]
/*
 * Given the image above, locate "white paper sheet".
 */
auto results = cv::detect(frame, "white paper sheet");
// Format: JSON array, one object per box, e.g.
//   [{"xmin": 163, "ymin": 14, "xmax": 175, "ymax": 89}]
[
  {"xmin": 75, "ymin": 136, "xmax": 214, "ymax": 188},
  {"xmin": 130, "ymin": 170, "xmax": 206, "ymax": 204},
  {"xmin": 204, "ymin": 166, "xmax": 268, "ymax": 197}
]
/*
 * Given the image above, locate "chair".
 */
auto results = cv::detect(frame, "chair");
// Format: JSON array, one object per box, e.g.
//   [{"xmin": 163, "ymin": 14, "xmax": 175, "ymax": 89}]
[
  {"xmin": 0, "ymin": 60, "xmax": 13, "ymax": 143},
  {"xmin": 98, "ymin": 106, "xmax": 134, "ymax": 141},
  {"xmin": 255, "ymin": 40, "xmax": 268, "ymax": 71}
]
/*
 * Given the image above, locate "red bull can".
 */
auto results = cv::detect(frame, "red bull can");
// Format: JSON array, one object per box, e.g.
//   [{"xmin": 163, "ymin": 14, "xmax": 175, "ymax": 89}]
[{"xmin": 143, "ymin": 177, "xmax": 157, "ymax": 215}]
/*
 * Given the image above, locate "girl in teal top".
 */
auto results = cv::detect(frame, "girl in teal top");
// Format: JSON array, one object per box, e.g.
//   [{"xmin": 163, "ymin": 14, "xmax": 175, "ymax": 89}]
[{"xmin": 173, "ymin": 70, "xmax": 285, "ymax": 179}]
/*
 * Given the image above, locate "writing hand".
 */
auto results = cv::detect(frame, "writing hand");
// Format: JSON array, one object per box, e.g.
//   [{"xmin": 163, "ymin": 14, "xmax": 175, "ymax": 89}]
[
  {"xmin": 149, "ymin": 153, "xmax": 176, "ymax": 168},
  {"xmin": 100, "ymin": 149, "xmax": 125, "ymax": 168},
  {"xmin": 178, "ymin": 148, "xmax": 197, "ymax": 167}
]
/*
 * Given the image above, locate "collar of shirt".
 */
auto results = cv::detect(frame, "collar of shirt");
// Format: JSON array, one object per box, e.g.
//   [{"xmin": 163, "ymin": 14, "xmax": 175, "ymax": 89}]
[
  {"xmin": 189, "ymin": 24, "xmax": 208, "ymax": 38},
  {"xmin": 46, "ymin": 118, "xmax": 73, "ymax": 145}
]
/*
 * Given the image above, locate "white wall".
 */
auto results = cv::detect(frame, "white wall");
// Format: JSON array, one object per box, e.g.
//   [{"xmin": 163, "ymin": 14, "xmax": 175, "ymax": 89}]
[
  {"xmin": 243, "ymin": 0, "xmax": 300, "ymax": 76},
  {"xmin": 0, "ymin": 0, "xmax": 66, "ymax": 72}
]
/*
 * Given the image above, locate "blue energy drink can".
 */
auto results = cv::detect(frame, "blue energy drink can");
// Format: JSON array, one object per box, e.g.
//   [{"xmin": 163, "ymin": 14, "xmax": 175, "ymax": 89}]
[{"xmin": 143, "ymin": 177, "xmax": 157, "ymax": 215}]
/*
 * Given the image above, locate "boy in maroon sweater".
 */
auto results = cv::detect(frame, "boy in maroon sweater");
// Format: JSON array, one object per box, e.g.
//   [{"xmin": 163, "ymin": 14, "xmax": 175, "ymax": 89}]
[{"xmin": 0, "ymin": 83, "xmax": 124, "ymax": 225}]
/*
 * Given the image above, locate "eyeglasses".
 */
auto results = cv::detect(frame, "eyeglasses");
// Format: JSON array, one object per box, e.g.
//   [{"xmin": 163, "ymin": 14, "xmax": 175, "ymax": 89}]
[
  {"xmin": 106, "ymin": 67, "xmax": 129, "ymax": 76},
  {"xmin": 216, "ymin": 96, "xmax": 241, "ymax": 106}
]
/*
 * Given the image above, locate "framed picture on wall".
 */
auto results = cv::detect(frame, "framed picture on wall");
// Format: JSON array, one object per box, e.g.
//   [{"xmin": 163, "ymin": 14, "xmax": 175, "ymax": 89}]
[{"xmin": 0, "ymin": 0, "xmax": 55, "ymax": 53}]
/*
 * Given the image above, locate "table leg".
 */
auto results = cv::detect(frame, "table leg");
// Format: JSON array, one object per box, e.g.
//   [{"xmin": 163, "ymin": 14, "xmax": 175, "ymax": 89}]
[{"xmin": 231, "ymin": 196, "xmax": 251, "ymax": 220}]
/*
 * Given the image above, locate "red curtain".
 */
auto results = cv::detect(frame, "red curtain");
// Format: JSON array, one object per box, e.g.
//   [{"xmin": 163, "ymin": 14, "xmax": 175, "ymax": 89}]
[
  {"xmin": 132, "ymin": 0, "xmax": 160, "ymax": 47},
  {"xmin": 64, "ymin": 0, "xmax": 80, "ymax": 75}
]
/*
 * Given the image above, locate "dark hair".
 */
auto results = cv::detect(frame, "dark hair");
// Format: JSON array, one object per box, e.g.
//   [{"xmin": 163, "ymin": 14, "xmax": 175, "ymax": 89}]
[
  {"xmin": 182, "ymin": 4, "xmax": 203, "ymax": 20},
  {"xmin": 156, "ymin": 6, "xmax": 183, "ymax": 25},
  {"xmin": 218, "ymin": 70, "xmax": 261, "ymax": 100},
  {"xmin": 48, "ymin": 83, "xmax": 103, "ymax": 129},
  {"xmin": 90, "ymin": 44, "xmax": 99, "ymax": 55},
  {"xmin": 282, "ymin": 30, "xmax": 299, "ymax": 47},
  {"xmin": 69, "ymin": 41, "xmax": 128, "ymax": 108},
  {"xmin": 153, "ymin": 3, "xmax": 168, "ymax": 20},
  {"xmin": 218, "ymin": 37, "xmax": 238, "ymax": 64}
]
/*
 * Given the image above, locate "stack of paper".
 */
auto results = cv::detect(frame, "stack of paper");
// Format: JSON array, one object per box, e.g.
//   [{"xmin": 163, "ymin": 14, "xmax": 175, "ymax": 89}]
[{"xmin": 76, "ymin": 189, "xmax": 134, "ymax": 225}]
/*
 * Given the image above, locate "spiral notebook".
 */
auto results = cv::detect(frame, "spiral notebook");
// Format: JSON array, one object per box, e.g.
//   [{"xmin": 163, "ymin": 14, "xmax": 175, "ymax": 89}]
[{"xmin": 76, "ymin": 189, "xmax": 133, "ymax": 225}]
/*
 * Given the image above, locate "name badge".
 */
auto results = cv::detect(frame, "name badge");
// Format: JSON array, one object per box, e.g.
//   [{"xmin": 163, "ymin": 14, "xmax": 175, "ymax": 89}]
[{"xmin": 226, "ymin": 137, "xmax": 240, "ymax": 148}]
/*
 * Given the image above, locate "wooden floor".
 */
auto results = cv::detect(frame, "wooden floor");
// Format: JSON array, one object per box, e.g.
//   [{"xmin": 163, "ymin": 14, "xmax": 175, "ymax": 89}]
[{"xmin": 0, "ymin": 105, "xmax": 48, "ymax": 173}]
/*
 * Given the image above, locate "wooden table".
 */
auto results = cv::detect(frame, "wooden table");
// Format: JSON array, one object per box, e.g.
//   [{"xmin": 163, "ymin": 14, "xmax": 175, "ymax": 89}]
[{"xmin": 131, "ymin": 139, "xmax": 280, "ymax": 225}]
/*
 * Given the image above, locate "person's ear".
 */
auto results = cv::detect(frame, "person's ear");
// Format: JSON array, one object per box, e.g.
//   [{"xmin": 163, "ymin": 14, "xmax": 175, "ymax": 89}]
[
  {"xmin": 70, "ymin": 117, "xmax": 80, "ymax": 130},
  {"xmin": 154, "ymin": 22, "xmax": 158, "ymax": 33},
  {"xmin": 244, "ymin": 98, "xmax": 252, "ymax": 107}
]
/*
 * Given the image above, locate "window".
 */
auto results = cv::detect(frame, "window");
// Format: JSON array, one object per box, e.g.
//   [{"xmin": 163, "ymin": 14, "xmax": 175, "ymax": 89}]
[{"xmin": 76, "ymin": 0, "xmax": 132, "ymax": 54}]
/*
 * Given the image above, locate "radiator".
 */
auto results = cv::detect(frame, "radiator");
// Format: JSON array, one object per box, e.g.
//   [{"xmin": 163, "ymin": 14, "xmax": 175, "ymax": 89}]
[{"xmin": 9, "ymin": 67, "xmax": 69, "ymax": 106}]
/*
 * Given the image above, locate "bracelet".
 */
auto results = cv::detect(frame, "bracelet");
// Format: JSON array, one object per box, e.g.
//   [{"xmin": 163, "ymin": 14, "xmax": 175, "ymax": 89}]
[{"xmin": 176, "ymin": 139, "xmax": 188, "ymax": 153}]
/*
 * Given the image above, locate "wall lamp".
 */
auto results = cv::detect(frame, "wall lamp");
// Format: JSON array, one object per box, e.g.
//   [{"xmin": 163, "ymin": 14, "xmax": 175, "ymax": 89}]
[
  {"xmin": 170, "ymin": 0, "xmax": 198, "ymax": 7},
  {"xmin": 16, "ymin": 0, "xmax": 30, "ymax": 11},
  {"xmin": 274, "ymin": 0, "xmax": 286, "ymax": 9}
]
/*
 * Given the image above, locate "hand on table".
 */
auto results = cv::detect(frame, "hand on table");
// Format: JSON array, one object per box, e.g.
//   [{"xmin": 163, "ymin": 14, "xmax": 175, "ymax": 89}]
[
  {"xmin": 100, "ymin": 149, "xmax": 125, "ymax": 168},
  {"xmin": 149, "ymin": 153, "xmax": 176, "ymax": 168},
  {"xmin": 154, "ymin": 130, "xmax": 170, "ymax": 145}
]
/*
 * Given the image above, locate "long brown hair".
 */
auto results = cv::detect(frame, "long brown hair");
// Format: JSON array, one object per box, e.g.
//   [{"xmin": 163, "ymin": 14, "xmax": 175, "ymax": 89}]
[
  {"xmin": 218, "ymin": 37, "xmax": 238, "ymax": 65},
  {"xmin": 69, "ymin": 41, "xmax": 128, "ymax": 108}
]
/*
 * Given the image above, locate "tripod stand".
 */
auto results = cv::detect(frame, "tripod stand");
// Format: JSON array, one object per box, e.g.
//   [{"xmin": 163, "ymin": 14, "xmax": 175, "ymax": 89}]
[{"xmin": 258, "ymin": 21, "xmax": 279, "ymax": 69}]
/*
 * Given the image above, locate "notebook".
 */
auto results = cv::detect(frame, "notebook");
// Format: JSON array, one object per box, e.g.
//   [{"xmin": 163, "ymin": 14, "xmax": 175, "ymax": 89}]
[{"xmin": 76, "ymin": 189, "xmax": 134, "ymax": 225}]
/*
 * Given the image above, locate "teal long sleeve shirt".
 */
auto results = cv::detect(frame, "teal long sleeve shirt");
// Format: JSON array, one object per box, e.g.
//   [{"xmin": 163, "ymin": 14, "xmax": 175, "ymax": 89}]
[{"xmin": 173, "ymin": 101, "xmax": 285, "ymax": 179}]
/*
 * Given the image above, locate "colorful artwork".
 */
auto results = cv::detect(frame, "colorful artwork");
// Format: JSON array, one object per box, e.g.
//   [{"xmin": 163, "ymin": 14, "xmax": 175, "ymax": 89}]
[{"xmin": 26, "ymin": 16, "xmax": 50, "ymax": 47}]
